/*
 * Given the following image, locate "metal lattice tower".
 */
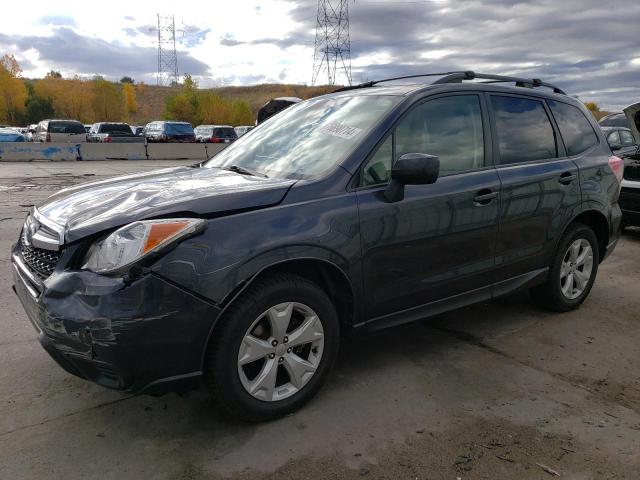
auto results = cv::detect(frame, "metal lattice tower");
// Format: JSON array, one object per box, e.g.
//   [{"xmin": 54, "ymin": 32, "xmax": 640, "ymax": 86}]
[
  {"xmin": 312, "ymin": 0, "xmax": 352, "ymax": 86},
  {"xmin": 156, "ymin": 14, "xmax": 179, "ymax": 86}
]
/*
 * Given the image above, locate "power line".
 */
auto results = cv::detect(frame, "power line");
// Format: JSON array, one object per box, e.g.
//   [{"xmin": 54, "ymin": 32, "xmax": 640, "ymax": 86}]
[{"xmin": 312, "ymin": 0, "xmax": 352, "ymax": 86}]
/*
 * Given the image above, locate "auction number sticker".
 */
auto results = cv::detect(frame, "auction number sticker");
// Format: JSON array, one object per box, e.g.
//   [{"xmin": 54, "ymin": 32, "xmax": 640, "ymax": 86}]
[{"xmin": 319, "ymin": 121, "xmax": 363, "ymax": 139}]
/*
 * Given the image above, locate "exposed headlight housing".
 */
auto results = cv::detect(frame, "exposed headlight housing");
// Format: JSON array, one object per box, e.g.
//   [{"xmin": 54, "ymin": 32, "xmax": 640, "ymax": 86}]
[{"xmin": 83, "ymin": 218, "xmax": 205, "ymax": 274}]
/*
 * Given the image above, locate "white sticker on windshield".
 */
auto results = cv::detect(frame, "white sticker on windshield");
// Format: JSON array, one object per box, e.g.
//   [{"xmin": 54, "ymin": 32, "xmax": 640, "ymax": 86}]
[{"xmin": 318, "ymin": 121, "xmax": 363, "ymax": 139}]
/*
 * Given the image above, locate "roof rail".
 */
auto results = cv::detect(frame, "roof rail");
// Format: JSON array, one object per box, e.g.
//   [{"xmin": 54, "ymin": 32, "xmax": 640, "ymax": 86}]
[
  {"xmin": 334, "ymin": 70, "xmax": 566, "ymax": 95},
  {"xmin": 433, "ymin": 71, "xmax": 566, "ymax": 95}
]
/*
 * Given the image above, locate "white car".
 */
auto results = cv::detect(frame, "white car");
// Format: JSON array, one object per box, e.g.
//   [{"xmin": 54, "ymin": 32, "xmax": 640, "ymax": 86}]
[{"xmin": 34, "ymin": 119, "xmax": 87, "ymax": 143}]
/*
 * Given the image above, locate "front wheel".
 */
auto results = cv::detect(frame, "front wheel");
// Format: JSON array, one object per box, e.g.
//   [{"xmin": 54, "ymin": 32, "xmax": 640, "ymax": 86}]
[
  {"xmin": 205, "ymin": 274, "xmax": 340, "ymax": 421},
  {"xmin": 531, "ymin": 223, "xmax": 599, "ymax": 312}
]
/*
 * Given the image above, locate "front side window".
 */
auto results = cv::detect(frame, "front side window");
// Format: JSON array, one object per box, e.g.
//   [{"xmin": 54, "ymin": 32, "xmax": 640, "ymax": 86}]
[
  {"xmin": 205, "ymin": 95, "xmax": 401, "ymax": 179},
  {"xmin": 359, "ymin": 95, "xmax": 485, "ymax": 186},
  {"xmin": 491, "ymin": 95, "xmax": 557, "ymax": 164},
  {"xmin": 620, "ymin": 130, "xmax": 636, "ymax": 146},
  {"xmin": 548, "ymin": 100, "xmax": 598, "ymax": 156},
  {"xmin": 395, "ymin": 95, "xmax": 485, "ymax": 176}
]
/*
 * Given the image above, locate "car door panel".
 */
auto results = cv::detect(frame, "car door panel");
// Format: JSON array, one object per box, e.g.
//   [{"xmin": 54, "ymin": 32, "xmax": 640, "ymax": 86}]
[{"xmin": 357, "ymin": 169, "xmax": 500, "ymax": 319}]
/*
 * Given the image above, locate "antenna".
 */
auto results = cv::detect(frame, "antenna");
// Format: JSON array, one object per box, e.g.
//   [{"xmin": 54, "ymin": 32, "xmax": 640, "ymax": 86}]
[
  {"xmin": 312, "ymin": 0, "xmax": 352, "ymax": 86},
  {"xmin": 156, "ymin": 14, "xmax": 179, "ymax": 86}
]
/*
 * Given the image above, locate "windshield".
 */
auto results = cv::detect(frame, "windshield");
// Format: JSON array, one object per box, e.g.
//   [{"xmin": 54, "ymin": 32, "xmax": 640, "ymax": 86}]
[
  {"xmin": 204, "ymin": 94, "xmax": 400, "ymax": 179},
  {"xmin": 165, "ymin": 123, "xmax": 194, "ymax": 135}
]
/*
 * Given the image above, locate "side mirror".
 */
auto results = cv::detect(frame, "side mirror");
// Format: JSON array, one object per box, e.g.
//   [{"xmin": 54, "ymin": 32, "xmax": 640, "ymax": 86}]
[{"xmin": 384, "ymin": 153, "xmax": 440, "ymax": 202}]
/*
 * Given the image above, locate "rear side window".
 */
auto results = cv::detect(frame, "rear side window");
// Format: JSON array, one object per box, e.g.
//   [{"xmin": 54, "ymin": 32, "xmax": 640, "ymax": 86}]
[
  {"xmin": 548, "ymin": 100, "xmax": 598, "ymax": 156},
  {"xmin": 599, "ymin": 114, "xmax": 629, "ymax": 128},
  {"xmin": 491, "ymin": 95, "xmax": 557, "ymax": 164}
]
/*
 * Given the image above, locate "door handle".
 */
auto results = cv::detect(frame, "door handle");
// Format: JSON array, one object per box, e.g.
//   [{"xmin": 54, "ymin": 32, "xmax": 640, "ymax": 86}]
[
  {"xmin": 559, "ymin": 172, "xmax": 577, "ymax": 185},
  {"xmin": 473, "ymin": 189, "xmax": 498, "ymax": 206}
]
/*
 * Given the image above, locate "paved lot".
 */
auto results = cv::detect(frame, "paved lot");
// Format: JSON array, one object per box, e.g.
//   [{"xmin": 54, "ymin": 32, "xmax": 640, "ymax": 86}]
[{"xmin": 0, "ymin": 161, "xmax": 639, "ymax": 479}]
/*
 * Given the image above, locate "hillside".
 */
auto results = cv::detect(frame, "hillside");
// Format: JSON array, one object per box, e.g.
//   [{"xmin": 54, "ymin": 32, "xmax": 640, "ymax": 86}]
[{"xmin": 130, "ymin": 83, "xmax": 337, "ymax": 125}]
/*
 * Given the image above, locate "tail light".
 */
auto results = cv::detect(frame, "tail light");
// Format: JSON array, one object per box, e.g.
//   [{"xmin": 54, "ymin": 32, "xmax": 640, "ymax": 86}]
[
  {"xmin": 45, "ymin": 133, "xmax": 51, "ymax": 142},
  {"xmin": 608, "ymin": 155, "xmax": 624, "ymax": 184},
  {"xmin": 104, "ymin": 136, "xmax": 112, "ymax": 143}
]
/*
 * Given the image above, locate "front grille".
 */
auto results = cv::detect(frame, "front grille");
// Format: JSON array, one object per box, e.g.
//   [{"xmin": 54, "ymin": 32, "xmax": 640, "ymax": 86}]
[{"xmin": 18, "ymin": 236, "xmax": 61, "ymax": 279}]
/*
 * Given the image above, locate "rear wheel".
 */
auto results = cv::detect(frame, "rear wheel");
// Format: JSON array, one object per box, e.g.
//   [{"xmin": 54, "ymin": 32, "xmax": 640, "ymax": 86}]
[
  {"xmin": 205, "ymin": 274, "xmax": 339, "ymax": 421},
  {"xmin": 531, "ymin": 223, "xmax": 599, "ymax": 312}
]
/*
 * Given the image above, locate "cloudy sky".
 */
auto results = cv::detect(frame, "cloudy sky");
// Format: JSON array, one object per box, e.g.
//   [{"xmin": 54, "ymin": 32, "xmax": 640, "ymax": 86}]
[{"xmin": 0, "ymin": 0, "xmax": 638, "ymax": 110}]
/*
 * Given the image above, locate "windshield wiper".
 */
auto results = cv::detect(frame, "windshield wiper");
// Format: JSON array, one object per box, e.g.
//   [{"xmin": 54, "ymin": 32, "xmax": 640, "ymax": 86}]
[{"xmin": 222, "ymin": 165, "xmax": 268, "ymax": 178}]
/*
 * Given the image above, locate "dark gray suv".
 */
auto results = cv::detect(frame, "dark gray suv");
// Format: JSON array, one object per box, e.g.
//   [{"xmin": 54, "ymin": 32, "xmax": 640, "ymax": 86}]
[{"xmin": 12, "ymin": 71, "xmax": 623, "ymax": 421}]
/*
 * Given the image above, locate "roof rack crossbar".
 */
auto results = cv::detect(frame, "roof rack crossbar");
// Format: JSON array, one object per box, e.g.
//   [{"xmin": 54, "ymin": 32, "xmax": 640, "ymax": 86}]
[
  {"xmin": 433, "ymin": 71, "xmax": 566, "ymax": 94},
  {"xmin": 334, "ymin": 70, "xmax": 566, "ymax": 95}
]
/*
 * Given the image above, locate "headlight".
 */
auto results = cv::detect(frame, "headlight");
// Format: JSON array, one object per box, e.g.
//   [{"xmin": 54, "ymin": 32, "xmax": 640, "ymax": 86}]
[{"xmin": 83, "ymin": 218, "xmax": 205, "ymax": 273}]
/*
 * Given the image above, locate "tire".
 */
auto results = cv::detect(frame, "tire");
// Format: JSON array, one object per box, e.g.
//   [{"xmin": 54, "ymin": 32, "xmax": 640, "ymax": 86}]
[
  {"xmin": 204, "ymin": 273, "xmax": 340, "ymax": 421},
  {"xmin": 530, "ymin": 223, "xmax": 600, "ymax": 312}
]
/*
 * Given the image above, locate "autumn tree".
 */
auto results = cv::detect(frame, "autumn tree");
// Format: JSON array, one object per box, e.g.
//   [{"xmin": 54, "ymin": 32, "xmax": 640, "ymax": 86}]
[
  {"xmin": 123, "ymin": 82, "xmax": 137, "ymax": 119},
  {"xmin": 120, "ymin": 76, "xmax": 134, "ymax": 84},
  {"xmin": 0, "ymin": 54, "xmax": 27, "ymax": 124},
  {"xmin": 46, "ymin": 70, "xmax": 62, "ymax": 79},
  {"xmin": 91, "ymin": 78, "xmax": 124, "ymax": 121},
  {"xmin": 164, "ymin": 74, "xmax": 199, "ymax": 124}
]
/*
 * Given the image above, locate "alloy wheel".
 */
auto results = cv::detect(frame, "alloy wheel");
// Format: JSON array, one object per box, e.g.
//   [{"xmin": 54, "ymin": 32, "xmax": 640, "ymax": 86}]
[
  {"xmin": 560, "ymin": 238, "xmax": 594, "ymax": 300},
  {"xmin": 237, "ymin": 302, "xmax": 324, "ymax": 402}
]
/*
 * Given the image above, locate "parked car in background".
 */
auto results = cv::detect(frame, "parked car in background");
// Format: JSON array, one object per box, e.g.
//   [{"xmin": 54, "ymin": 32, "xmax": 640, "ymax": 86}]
[
  {"xmin": 619, "ymin": 102, "xmax": 640, "ymax": 228},
  {"xmin": 602, "ymin": 126, "xmax": 638, "ymax": 158},
  {"xmin": 87, "ymin": 122, "xmax": 144, "ymax": 143},
  {"xmin": 84, "ymin": 125, "xmax": 91, "ymax": 133},
  {"xmin": 234, "ymin": 125, "xmax": 254, "ymax": 137},
  {"xmin": 143, "ymin": 121, "xmax": 195, "ymax": 143},
  {"xmin": 11, "ymin": 71, "xmax": 623, "ymax": 421},
  {"xmin": 34, "ymin": 120, "xmax": 87, "ymax": 143},
  {"xmin": 599, "ymin": 112, "xmax": 630, "ymax": 128},
  {"xmin": 195, "ymin": 125, "xmax": 238, "ymax": 143},
  {"xmin": 257, "ymin": 97, "xmax": 302, "ymax": 124},
  {"xmin": 131, "ymin": 125, "xmax": 144, "ymax": 136},
  {"xmin": 0, "ymin": 128, "xmax": 26, "ymax": 142}
]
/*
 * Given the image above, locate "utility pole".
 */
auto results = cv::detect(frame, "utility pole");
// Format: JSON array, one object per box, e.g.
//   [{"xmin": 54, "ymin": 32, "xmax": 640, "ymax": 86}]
[
  {"xmin": 156, "ymin": 14, "xmax": 179, "ymax": 86},
  {"xmin": 312, "ymin": 0, "xmax": 352, "ymax": 86}
]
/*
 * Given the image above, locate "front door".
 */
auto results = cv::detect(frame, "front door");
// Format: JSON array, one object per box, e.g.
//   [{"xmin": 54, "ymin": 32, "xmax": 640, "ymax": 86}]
[{"xmin": 356, "ymin": 94, "xmax": 500, "ymax": 321}]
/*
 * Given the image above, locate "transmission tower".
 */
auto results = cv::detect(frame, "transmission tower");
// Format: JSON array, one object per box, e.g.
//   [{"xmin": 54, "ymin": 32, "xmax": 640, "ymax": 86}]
[
  {"xmin": 312, "ymin": 0, "xmax": 352, "ymax": 86},
  {"xmin": 156, "ymin": 14, "xmax": 179, "ymax": 86}
]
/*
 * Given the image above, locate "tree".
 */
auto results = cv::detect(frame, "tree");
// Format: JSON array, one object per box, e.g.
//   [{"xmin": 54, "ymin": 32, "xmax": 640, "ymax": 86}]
[
  {"xmin": 231, "ymin": 101, "xmax": 253, "ymax": 126},
  {"xmin": 0, "ymin": 54, "xmax": 27, "ymax": 124},
  {"xmin": 92, "ymin": 78, "xmax": 124, "ymax": 121},
  {"xmin": 164, "ymin": 74, "xmax": 200, "ymax": 124},
  {"xmin": 120, "ymin": 76, "xmax": 134, "ymax": 84},
  {"xmin": 123, "ymin": 82, "xmax": 137, "ymax": 117},
  {"xmin": 46, "ymin": 70, "xmax": 62, "ymax": 79},
  {"xmin": 584, "ymin": 101, "xmax": 600, "ymax": 114}
]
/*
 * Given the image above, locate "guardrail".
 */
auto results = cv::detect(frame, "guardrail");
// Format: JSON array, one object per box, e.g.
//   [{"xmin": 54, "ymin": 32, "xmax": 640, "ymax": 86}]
[{"xmin": 0, "ymin": 143, "xmax": 229, "ymax": 162}]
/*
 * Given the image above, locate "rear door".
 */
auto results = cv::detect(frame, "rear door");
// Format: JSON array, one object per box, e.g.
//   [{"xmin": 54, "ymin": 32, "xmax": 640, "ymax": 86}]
[
  {"xmin": 356, "ymin": 93, "xmax": 501, "ymax": 320},
  {"xmin": 489, "ymin": 94, "xmax": 581, "ymax": 289}
]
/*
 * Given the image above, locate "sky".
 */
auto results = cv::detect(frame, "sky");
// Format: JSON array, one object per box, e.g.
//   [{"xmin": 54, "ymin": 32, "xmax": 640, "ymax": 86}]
[{"xmin": 0, "ymin": 0, "xmax": 638, "ymax": 110}]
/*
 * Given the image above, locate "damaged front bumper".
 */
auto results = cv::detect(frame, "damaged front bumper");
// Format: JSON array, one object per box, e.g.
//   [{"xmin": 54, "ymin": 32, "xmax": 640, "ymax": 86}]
[{"xmin": 12, "ymin": 244, "xmax": 221, "ymax": 394}]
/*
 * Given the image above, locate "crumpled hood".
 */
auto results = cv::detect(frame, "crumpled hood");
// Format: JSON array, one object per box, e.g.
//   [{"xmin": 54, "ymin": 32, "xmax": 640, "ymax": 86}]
[
  {"xmin": 623, "ymin": 102, "xmax": 640, "ymax": 144},
  {"xmin": 38, "ymin": 166, "xmax": 296, "ymax": 243}
]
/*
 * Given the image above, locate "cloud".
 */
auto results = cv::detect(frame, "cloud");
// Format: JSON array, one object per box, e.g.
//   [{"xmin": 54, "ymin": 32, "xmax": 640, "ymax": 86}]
[
  {"xmin": 124, "ymin": 16, "xmax": 135, "ymax": 21},
  {"xmin": 220, "ymin": 37, "xmax": 246, "ymax": 47},
  {"xmin": 0, "ymin": 27, "xmax": 210, "ymax": 79},
  {"xmin": 39, "ymin": 15, "xmax": 77, "ymax": 27}
]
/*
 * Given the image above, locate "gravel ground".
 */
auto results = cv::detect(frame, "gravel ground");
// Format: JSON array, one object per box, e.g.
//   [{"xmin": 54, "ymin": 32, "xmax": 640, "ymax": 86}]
[{"xmin": 0, "ymin": 161, "xmax": 638, "ymax": 480}]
